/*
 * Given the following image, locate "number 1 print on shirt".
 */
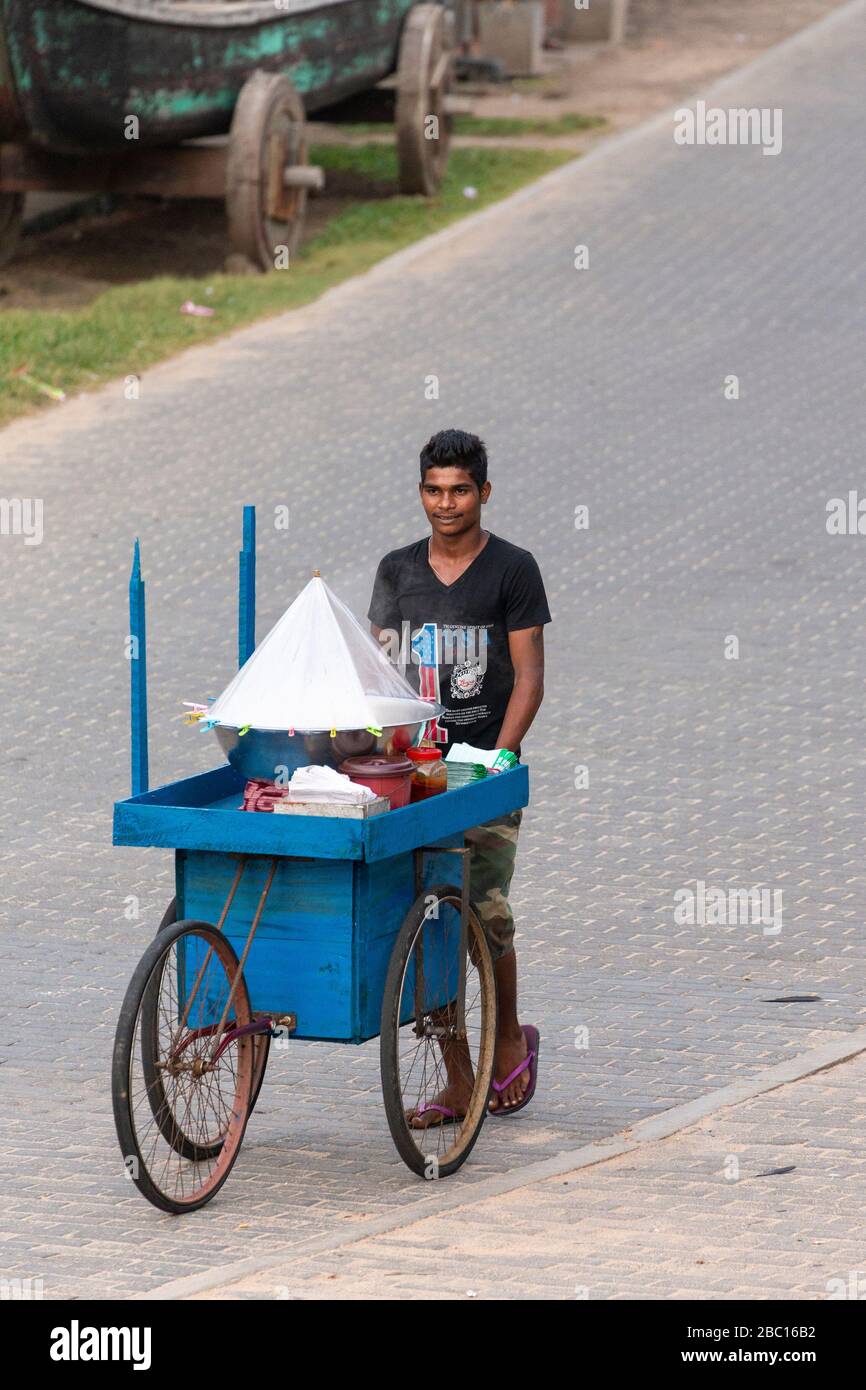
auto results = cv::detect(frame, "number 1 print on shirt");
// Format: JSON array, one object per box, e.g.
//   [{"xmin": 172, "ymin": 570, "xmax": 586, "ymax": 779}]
[{"xmin": 410, "ymin": 622, "xmax": 447, "ymax": 745}]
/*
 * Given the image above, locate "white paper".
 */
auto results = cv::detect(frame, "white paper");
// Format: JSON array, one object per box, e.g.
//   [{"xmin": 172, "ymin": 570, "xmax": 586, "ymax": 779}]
[
  {"xmin": 445, "ymin": 742, "xmax": 501, "ymax": 769},
  {"xmin": 287, "ymin": 764, "xmax": 377, "ymax": 804}
]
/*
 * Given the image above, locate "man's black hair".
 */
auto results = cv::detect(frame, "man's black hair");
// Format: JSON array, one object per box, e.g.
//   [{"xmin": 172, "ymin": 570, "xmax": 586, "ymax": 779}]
[{"xmin": 419, "ymin": 429, "xmax": 488, "ymax": 491}]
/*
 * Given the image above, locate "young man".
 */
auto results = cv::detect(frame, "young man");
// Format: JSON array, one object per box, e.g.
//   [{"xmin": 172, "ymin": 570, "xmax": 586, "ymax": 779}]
[{"xmin": 368, "ymin": 428, "xmax": 551, "ymax": 1122}]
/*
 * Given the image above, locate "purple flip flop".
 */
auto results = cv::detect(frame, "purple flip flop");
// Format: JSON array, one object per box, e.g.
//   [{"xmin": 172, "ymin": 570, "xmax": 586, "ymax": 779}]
[
  {"xmin": 489, "ymin": 1024, "xmax": 540, "ymax": 1117},
  {"xmin": 409, "ymin": 1102, "xmax": 463, "ymax": 1129}
]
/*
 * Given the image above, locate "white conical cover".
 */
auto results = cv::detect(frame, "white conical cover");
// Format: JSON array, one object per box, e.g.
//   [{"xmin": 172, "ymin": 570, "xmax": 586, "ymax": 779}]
[{"xmin": 206, "ymin": 576, "xmax": 440, "ymax": 732}]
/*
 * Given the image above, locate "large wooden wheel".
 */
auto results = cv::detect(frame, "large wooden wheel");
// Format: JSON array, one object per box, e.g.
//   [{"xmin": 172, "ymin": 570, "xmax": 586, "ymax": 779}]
[
  {"xmin": 226, "ymin": 70, "xmax": 317, "ymax": 272},
  {"xmin": 396, "ymin": 3, "xmax": 454, "ymax": 196},
  {"xmin": 0, "ymin": 192, "xmax": 24, "ymax": 268}
]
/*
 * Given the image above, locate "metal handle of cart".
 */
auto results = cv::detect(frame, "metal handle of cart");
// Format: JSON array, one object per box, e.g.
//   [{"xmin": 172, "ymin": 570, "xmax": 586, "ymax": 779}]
[{"xmin": 415, "ymin": 844, "xmax": 471, "ymax": 1041}]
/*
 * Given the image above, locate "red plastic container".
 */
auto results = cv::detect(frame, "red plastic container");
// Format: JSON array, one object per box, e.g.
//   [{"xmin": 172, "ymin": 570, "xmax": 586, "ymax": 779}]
[{"xmin": 337, "ymin": 754, "xmax": 414, "ymax": 809}]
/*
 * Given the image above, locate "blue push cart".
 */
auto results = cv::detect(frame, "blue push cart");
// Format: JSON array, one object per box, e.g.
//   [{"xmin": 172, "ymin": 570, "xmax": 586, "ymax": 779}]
[{"xmin": 111, "ymin": 511, "xmax": 528, "ymax": 1212}]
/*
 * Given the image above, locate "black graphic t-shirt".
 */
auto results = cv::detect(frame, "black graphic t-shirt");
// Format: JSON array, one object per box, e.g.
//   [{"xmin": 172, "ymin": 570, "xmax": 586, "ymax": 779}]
[{"xmin": 367, "ymin": 532, "xmax": 552, "ymax": 751}]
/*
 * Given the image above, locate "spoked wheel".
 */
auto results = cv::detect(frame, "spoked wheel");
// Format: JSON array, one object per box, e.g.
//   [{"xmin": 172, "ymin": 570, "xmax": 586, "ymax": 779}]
[
  {"xmin": 154, "ymin": 898, "xmax": 270, "ymax": 1124},
  {"xmin": 0, "ymin": 193, "xmax": 24, "ymax": 268},
  {"xmin": 113, "ymin": 919, "xmax": 255, "ymax": 1213},
  {"xmin": 380, "ymin": 883, "xmax": 497, "ymax": 1178},
  {"xmin": 226, "ymin": 69, "xmax": 311, "ymax": 271},
  {"xmin": 396, "ymin": 2, "xmax": 454, "ymax": 195}
]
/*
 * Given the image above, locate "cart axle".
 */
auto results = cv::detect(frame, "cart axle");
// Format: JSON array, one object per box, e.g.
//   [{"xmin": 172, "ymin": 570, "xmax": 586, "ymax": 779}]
[{"xmin": 283, "ymin": 164, "xmax": 324, "ymax": 192}]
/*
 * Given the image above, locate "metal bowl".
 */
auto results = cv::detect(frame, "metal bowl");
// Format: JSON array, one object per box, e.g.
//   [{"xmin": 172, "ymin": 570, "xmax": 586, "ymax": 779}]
[{"xmin": 214, "ymin": 722, "xmax": 428, "ymax": 783}]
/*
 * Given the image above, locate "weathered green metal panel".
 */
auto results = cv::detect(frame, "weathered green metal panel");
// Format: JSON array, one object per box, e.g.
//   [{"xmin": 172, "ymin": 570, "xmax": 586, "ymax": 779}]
[{"xmin": 0, "ymin": 0, "xmax": 417, "ymax": 152}]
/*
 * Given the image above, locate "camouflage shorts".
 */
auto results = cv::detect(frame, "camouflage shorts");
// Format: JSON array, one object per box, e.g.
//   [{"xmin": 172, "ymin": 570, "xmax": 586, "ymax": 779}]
[{"xmin": 464, "ymin": 808, "xmax": 523, "ymax": 962}]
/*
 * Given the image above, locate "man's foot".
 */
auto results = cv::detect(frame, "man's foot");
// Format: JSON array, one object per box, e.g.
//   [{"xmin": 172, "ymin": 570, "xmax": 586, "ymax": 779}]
[
  {"xmin": 407, "ymin": 1082, "xmax": 473, "ymax": 1129},
  {"xmin": 488, "ymin": 1027, "xmax": 531, "ymax": 1112}
]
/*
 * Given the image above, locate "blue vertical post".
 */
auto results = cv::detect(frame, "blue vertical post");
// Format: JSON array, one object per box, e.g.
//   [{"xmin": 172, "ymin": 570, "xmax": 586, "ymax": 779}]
[
  {"xmin": 238, "ymin": 504, "xmax": 256, "ymax": 668},
  {"xmin": 129, "ymin": 538, "xmax": 149, "ymax": 797}
]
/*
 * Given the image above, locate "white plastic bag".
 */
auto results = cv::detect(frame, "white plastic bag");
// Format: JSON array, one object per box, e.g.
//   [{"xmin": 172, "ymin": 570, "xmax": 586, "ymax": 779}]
[
  {"xmin": 204, "ymin": 576, "xmax": 441, "ymax": 733},
  {"xmin": 287, "ymin": 765, "xmax": 376, "ymax": 804}
]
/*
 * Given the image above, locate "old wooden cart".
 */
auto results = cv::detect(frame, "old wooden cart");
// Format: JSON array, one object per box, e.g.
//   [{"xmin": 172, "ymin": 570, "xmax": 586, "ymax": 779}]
[
  {"xmin": 111, "ymin": 511, "xmax": 529, "ymax": 1213},
  {"xmin": 0, "ymin": 0, "xmax": 457, "ymax": 269}
]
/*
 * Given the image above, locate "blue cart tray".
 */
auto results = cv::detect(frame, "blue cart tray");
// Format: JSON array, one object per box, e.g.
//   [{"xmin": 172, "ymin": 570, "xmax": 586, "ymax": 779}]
[{"xmin": 114, "ymin": 763, "xmax": 529, "ymax": 862}]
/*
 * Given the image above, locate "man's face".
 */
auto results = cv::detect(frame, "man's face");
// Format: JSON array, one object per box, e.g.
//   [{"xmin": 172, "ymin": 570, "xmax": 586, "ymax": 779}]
[{"xmin": 420, "ymin": 466, "xmax": 490, "ymax": 539}]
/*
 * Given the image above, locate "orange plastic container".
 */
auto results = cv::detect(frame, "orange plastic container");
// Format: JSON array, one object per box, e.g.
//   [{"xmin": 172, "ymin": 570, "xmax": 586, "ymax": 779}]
[{"xmin": 406, "ymin": 746, "xmax": 447, "ymax": 802}]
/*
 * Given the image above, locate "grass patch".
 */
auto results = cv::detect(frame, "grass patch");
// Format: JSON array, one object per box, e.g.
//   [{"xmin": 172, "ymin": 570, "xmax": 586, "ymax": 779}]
[
  {"xmin": 0, "ymin": 143, "xmax": 571, "ymax": 427},
  {"xmin": 333, "ymin": 112, "xmax": 606, "ymax": 138}
]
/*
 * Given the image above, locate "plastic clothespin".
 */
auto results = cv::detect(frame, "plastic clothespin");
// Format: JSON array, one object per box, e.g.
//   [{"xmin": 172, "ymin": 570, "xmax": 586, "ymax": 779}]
[
  {"xmin": 365, "ymin": 726, "xmax": 383, "ymax": 737},
  {"xmin": 288, "ymin": 727, "xmax": 295, "ymax": 737},
  {"xmin": 200, "ymin": 719, "xmax": 217, "ymax": 731},
  {"xmin": 329, "ymin": 729, "xmax": 337, "ymax": 739},
  {"xmin": 238, "ymin": 725, "xmax": 251, "ymax": 737}
]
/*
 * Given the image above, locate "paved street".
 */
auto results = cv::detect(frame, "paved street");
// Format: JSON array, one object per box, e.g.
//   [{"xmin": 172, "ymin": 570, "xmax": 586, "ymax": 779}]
[
  {"xmin": 1, "ymin": 1, "xmax": 865, "ymax": 1299},
  {"xmin": 189, "ymin": 1048, "xmax": 866, "ymax": 1301}
]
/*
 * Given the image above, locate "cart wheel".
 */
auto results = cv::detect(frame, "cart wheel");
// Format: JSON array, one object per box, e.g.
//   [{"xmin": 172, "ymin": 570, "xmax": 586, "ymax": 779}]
[
  {"xmin": 113, "ymin": 919, "xmax": 255, "ymax": 1213},
  {"xmin": 380, "ymin": 883, "xmax": 497, "ymax": 1178},
  {"xmin": 154, "ymin": 896, "xmax": 270, "ymax": 1121},
  {"xmin": 157, "ymin": 897, "xmax": 178, "ymax": 932},
  {"xmin": 155, "ymin": 900, "xmax": 272, "ymax": 1108},
  {"xmin": 226, "ymin": 70, "xmax": 309, "ymax": 271},
  {"xmin": 145, "ymin": 900, "xmax": 269, "ymax": 1150},
  {"xmin": 396, "ymin": 3, "xmax": 454, "ymax": 196},
  {"xmin": 0, "ymin": 193, "xmax": 24, "ymax": 268}
]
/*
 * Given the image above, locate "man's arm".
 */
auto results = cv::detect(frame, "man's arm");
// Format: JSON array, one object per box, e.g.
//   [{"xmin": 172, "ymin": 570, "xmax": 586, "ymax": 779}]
[{"xmin": 497, "ymin": 626, "xmax": 545, "ymax": 753}]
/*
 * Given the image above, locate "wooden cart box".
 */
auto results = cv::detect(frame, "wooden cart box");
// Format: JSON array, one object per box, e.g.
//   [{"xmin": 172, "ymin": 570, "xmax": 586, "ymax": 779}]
[{"xmin": 114, "ymin": 763, "xmax": 529, "ymax": 1042}]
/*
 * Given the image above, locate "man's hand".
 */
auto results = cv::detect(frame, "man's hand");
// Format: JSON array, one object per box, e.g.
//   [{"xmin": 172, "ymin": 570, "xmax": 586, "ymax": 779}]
[{"xmin": 497, "ymin": 626, "xmax": 545, "ymax": 753}]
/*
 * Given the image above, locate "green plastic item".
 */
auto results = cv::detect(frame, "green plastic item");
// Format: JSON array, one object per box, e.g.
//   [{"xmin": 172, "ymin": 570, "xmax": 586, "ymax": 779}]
[{"xmin": 445, "ymin": 761, "xmax": 487, "ymax": 788}]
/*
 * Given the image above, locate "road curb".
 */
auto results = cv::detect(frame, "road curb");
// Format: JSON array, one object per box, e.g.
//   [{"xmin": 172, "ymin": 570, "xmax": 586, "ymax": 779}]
[{"xmin": 132, "ymin": 1026, "xmax": 866, "ymax": 1300}]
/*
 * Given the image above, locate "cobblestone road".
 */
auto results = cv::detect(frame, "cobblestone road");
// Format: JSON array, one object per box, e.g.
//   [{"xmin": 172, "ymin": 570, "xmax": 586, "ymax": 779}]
[
  {"xmin": 0, "ymin": 2, "xmax": 864, "ymax": 1298},
  {"xmin": 190, "ymin": 1050, "xmax": 866, "ymax": 1301}
]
